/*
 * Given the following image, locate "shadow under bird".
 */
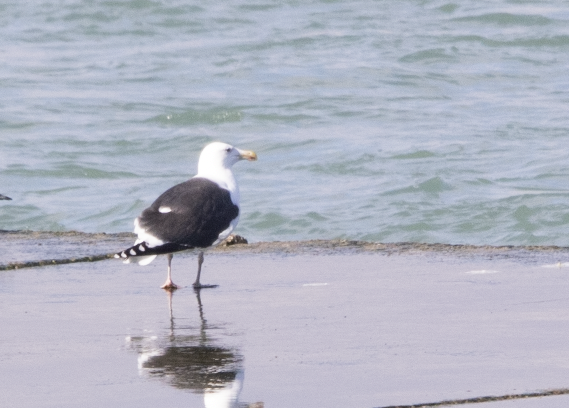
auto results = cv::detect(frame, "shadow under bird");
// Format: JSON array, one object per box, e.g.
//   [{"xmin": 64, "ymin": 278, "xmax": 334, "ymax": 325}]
[
  {"xmin": 115, "ymin": 142, "xmax": 257, "ymax": 290},
  {"xmin": 0, "ymin": 194, "xmax": 11, "ymax": 200}
]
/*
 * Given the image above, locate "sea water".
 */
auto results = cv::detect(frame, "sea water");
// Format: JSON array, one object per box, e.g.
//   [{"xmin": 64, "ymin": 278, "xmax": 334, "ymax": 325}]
[{"xmin": 2, "ymin": 0, "xmax": 569, "ymax": 246}]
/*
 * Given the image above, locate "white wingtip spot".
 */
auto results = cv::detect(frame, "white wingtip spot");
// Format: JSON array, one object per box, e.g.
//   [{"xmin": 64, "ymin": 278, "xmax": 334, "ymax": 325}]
[
  {"xmin": 158, "ymin": 206, "xmax": 172, "ymax": 213},
  {"xmin": 138, "ymin": 245, "xmax": 146, "ymax": 252},
  {"xmin": 120, "ymin": 252, "xmax": 127, "ymax": 258},
  {"xmin": 114, "ymin": 254, "xmax": 120, "ymax": 258},
  {"xmin": 129, "ymin": 249, "xmax": 137, "ymax": 256}
]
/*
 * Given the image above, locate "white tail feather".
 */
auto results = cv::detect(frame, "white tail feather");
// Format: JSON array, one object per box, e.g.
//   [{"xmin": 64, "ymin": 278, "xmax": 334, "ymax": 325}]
[{"xmin": 136, "ymin": 255, "xmax": 157, "ymax": 266}]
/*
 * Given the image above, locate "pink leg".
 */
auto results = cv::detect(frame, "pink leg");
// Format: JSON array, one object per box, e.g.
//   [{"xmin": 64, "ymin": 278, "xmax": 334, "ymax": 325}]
[
  {"xmin": 161, "ymin": 254, "xmax": 178, "ymax": 290},
  {"xmin": 192, "ymin": 251, "xmax": 205, "ymax": 288},
  {"xmin": 192, "ymin": 252, "xmax": 219, "ymax": 289}
]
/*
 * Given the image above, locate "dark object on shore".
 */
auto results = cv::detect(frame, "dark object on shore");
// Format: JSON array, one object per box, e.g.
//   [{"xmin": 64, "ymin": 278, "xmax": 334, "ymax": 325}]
[
  {"xmin": 0, "ymin": 194, "xmax": 11, "ymax": 200},
  {"xmin": 114, "ymin": 142, "xmax": 257, "ymax": 291},
  {"xmin": 222, "ymin": 234, "xmax": 248, "ymax": 246}
]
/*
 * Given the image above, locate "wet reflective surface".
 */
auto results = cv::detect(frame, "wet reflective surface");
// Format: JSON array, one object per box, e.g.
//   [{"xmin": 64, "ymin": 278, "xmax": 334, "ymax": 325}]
[
  {"xmin": 128, "ymin": 290, "xmax": 260, "ymax": 408},
  {"xmin": 2, "ymin": 252, "xmax": 569, "ymax": 407}
]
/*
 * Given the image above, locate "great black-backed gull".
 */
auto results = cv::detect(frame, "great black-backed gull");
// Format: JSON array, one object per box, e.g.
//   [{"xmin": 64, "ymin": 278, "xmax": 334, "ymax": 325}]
[{"xmin": 115, "ymin": 142, "xmax": 257, "ymax": 290}]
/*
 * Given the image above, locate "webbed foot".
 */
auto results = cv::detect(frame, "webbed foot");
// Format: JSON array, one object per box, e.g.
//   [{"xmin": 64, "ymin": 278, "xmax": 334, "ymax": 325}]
[{"xmin": 161, "ymin": 280, "xmax": 179, "ymax": 291}]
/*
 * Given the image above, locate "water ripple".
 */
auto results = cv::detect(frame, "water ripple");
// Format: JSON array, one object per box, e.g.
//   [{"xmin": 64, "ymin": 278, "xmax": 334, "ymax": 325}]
[{"xmin": 2, "ymin": 0, "xmax": 569, "ymax": 246}]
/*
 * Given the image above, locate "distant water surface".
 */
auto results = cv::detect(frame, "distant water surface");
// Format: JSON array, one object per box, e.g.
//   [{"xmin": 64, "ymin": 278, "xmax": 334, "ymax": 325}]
[{"xmin": 2, "ymin": 0, "xmax": 569, "ymax": 246}]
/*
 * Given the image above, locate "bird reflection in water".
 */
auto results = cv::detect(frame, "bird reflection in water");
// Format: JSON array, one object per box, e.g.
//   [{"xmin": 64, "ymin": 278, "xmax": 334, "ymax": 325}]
[{"xmin": 127, "ymin": 289, "xmax": 263, "ymax": 408}]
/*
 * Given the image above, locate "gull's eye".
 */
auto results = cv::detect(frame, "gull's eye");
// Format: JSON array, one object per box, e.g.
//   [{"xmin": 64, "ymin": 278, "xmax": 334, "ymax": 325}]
[{"xmin": 225, "ymin": 147, "xmax": 232, "ymax": 153}]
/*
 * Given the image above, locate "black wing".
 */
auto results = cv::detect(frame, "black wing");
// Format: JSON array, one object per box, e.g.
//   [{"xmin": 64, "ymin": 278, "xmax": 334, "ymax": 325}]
[{"xmin": 137, "ymin": 178, "xmax": 239, "ymax": 248}]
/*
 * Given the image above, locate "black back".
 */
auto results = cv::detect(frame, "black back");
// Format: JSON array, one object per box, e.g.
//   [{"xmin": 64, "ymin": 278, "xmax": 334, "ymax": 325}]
[{"xmin": 138, "ymin": 178, "xmax": 239, "ymax": 248}]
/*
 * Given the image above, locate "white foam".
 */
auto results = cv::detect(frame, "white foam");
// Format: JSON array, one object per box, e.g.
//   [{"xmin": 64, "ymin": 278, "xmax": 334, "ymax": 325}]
[
  {"xmin": 465, "ymin": 270, "xmax": 500, "ymax": 275},
  {"xmin": 541, "ymin": 262, "xmax": 569, "ymax": 268}
]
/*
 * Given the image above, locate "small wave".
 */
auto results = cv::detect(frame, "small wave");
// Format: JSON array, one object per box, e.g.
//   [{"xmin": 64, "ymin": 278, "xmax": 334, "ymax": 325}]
[
  {"xmin": 244, "ymin": 211, "xmax": 330, "ymax": 237},
  {"xmin": 149, "ymin": 109, "xmax": 243, "ymax": 125},
  {"xmin": 399, "ymin": 48, "xmax": 457, "ymax": 63},
  {"xmin": 291, "ymin": 154, "xmax": 379, "ymax": 176},
  {"xmin": 383, "ymin": 176, "xmax": 453, "ymax": 196},
  {"xmin": 447, "ymin": 34, "xmax": 569, "ymax": 48},
  {"xmin": 391, "ymin": 150, "xmax": 437, "ymax": 160},
  {"xmin": 450, "ymin": 13, "xmax": 552, "ymax": 26},
  {"xmin": 3, "ymin": 164, "xmax": 139, "ymax": 180}
]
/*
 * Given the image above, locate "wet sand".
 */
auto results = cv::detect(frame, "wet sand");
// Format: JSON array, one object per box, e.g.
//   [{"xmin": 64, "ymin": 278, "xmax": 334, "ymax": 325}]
[{"xmin": 2, "ymin": 231, "xmax": 569, "ymax": 407}]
